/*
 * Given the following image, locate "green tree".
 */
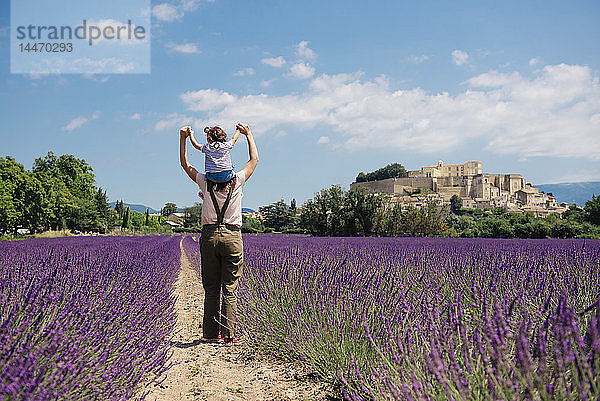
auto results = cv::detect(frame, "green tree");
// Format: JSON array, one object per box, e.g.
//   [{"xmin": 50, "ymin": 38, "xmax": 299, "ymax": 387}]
[
  {"xmin": 562, "ymin": 204, "xmax": 584, "ymax": 222},
  {"xmin": 115, "ymin": 200, "xmax": 123, "ymax": 218},
  {"xmin": 184, "ymin": 202, "xmax": 202, "ymax": 228},
  {"xmin": 32, "ymin": 152, "xmax": 100, "ymax": 231},
  {"xmin": 355, "ymin": 163, "xmax": 406, "ymax": 183},
  {"xmin": 0, "ymin": 157, "xmax": 47, "ymax": 234},
  {"xmin": 344, "ymin": 187, "xmax": 383, "ymax": 236},
  {"xmin": 145, "ymin": 209, "xmax": 150, "ymax": 226},
  {"xmin": 32, "ymin": 152, "xmax": 96, "ymax": 199},
  {"xmin": 485, "ymin": 217, "xmax": 514, "ymax": 238},
  {"xmin": 0, "ymin": 156, "xmax": 26, "ymax": 234},
  {"xmin": 72, "ymin": 197, "xmax": 99, "ymax": 232},
  {"xmin": 300, "ymin": 185, "xmax": 346, "ymax": 236},
  {"xmin": 378, "ymin": 203, "xmax": 404, "ymax": 236},
  {"xmin": 584, "ymin": 194, "xmax": 600, "ymax": 225},
  {"xmin": 355, "ymin": 172, "xmax": 368, "ymax": 183},
  {"xmin": 106, "ymin": 209, "xmax": 119, "ymax": 230},
  {"xmin": 18, "ymin": 172, "xmax": 47, "ymax": 233},
  {"xmin": 162, "ymin": 202, "xmax": 177, "ymax": 216},
  {"xmin": 129, "ymin": 210, "xmax": 146, "ymax": 230},
  {"xmin": 260, "ymin": 199, "xmax": 294, "ymax": 231},
  {"xmin": 94, "ymin": 188, "xmax": 109, "ymax": 233},
  {"xmin": 122, "ymin": 206, "xmax": 130, "ymax": 229},
  {"xmin": 446, "ymin": 214, "xmax": 478, "ymax": 238},
  {"xmin": 393, "ymin": 201, "xmax": 448, "ymax": 237},
  {"xmin": 450, "ymin": 195, "xmax": 463, "ymax": 214},
  {"xmin": 242, "ymin": 215, "xmax": 264, "ymax": 233}
]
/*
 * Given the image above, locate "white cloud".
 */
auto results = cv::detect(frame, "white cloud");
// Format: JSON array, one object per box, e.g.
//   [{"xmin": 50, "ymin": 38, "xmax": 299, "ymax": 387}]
[
  {"xmin": 260, "ymin": 79, "xmax": 275, "ymax": 87},
  {"xmin": 130, "ymin": 113, "xmax": 142, "ymax": 120},
  {"xmin": 83, "ymin": 73, "xmax": 109, "ymax": 83},
  {"xmin": 261, "ymin": 56, "xmax": 286, "ymax": 67},
  {"xmin": 64, "ymin": 117, "xmax": 88, "ymax": 132},
  {"xmin": 233, "ymin": 67, "xmax": 255, "ymax": 77},
  {"xmin": 21, "ymin": 56, "xmax": 136, "ymax": 74},
  {"xmin": 152, "ymin": 3, "xmax": 183, "ymax": 22},
  {"xmin": 180, "ymin": 89, "xmax": 237, "ymax": 111},
  {"xmin": 295, "ymin": 41, "xmax": 316, "ymax": 60},
  {"xmin": 479, "ymin": 49, "xmax": 504, "ymax": 57},
  {"xmin": 173, "ymin": 63, "xmax": 600, "ymax": 160},
  {"xmin": 288, "ymin": 62, "xmax": 315, "ymax": 79},
  {"xmin": 72, "ymin": 57, "xmax": 136, "ymax": 73},
  {"xmin": 181, "ymin": 0, "xmax": 203, "ymax": 12},
  {"xmin": 63, "ymin": 111, "xmax": 100, "ymax": 132},
  {"xmin": 167, "ymin": 42, "xmax": 200, "ymax": 54},
  {"xmin": 152, "ymin": 0, "xmax": 212, "ymax": 23},
  {"xmin": 529, "ymin": 57, "xmax": 541, "ymax": 66},
  {"xmin": 544, "ymin": 170, "xmax": 600, "ymax": 184},
  {"xmin": 407, "ymin": 55, "xmax": 430, "ymax": 64},
  {"xmin": 154, "ymin": 112, "xmax": 193, "ymax": 131},
  {"xmin": 467, "ymin": 70, "xmax": 522, "ymax": 87},
  {"xmin": 317, "ymin": 136, "xmax": 330, "ymax": 144},
  {"xmin": 452, "ymin": 50, "xmax": 470, "ymax": 66},
  {"xmin": 26, "ymin": 73, "xmax": 48, "ymax": 80},
  {"xmin": 274, "ymin": 130, "xmax": 287, "ymax": 139}
]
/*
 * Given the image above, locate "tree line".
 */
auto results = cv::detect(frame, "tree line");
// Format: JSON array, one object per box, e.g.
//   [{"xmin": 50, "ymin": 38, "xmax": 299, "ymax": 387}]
[
  {"xmin": 355, "ymin": 163, "xmax": 407, "ymax": 183},
  {"xmin": 445, "ymin": 195, "xmax": 600, "ymax": 239},
  {"xmin": 4, "ymin": 152, "xmax": 599, "ymax": 239},
  {"xmin": 247, "ymin": 186, "xmax": 448, "ymax": 237},
  {"xmin": 246, "ymin": 187, "xmax": 600, "ymax": 239},
  {"xmin": 1, "ymin": 153, "xmax": 110, "ymax": 234},
  {"xmin": 0, "ymin": 153, "xmax": 172, "ymax": 235}
]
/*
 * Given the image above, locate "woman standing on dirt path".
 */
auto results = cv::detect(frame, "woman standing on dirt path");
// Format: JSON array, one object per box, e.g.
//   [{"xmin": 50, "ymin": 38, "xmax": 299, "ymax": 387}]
[{"xmin": 179, "ymin": 122, "xmax": 259, "ymax": 343}]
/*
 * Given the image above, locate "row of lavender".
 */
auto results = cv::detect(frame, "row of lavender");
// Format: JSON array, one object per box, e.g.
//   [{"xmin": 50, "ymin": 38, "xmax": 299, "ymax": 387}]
[
  {"xmin": 0, "ymin": 235, "xmax": 182, "ymax": 400},
  {"xmin": 230, "ymin": 235, "xmax": 600, "ymax": 400},
  {"xmin": 182, "ymin": 236, "xmax": 201, "ymax": 273}
]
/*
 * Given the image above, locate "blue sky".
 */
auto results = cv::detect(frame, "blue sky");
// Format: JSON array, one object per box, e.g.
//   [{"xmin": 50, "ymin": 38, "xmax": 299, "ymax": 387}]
[{"xmin": 1, "ymin": 0, "xmax": 599, "ymax": 210}]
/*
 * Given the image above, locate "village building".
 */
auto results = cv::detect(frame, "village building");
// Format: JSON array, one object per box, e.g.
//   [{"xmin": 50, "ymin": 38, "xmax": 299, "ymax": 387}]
[
  {"xmin": 350, "ymin": 160, "xmax": 568, "ymax": 216},
  {"xmin": 162, "ymin": 212, "xmax": 185, "ymax": 228}
]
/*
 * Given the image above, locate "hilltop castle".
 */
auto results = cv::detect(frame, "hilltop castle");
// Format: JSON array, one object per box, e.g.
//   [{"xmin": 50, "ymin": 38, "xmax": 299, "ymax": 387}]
[{"xmin": 350, "ymin": 161, "xmax": 567, "ymax": 216}]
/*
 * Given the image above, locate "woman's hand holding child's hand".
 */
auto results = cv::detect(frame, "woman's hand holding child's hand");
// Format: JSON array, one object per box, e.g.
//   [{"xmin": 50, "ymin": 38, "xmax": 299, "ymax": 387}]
[
  {"xmin": 180, "ymin": 126, "xmax": 193, "ymax": 138},
  {"xmin": 236, "ymin": 123, "xmax": 250, "ymax": 136}
]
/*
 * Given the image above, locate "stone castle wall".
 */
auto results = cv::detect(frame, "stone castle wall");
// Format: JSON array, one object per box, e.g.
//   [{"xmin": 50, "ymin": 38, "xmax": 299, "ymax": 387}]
[{"xmin": 351, "ymin": 160, "xmax": 565, "ymax": 215}]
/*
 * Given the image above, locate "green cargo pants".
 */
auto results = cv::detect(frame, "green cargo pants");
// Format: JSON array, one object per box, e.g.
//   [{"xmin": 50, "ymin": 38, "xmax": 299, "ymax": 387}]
[{"xmin": 199, "ymin": 224, "xmax": 243, "ymax": 339}]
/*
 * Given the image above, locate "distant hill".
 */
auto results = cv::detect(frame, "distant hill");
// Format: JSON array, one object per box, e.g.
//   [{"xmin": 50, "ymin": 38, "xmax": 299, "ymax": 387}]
[
  {"xmin": 536, "ymin": 182, "xmax": 600, "ymax": 206},
  {"xmin": 242, "ymin": 207, "xmax": 255, "ymax": 213},
  {"xmin": 109, "ymin": 202, "xmax": 159, "ymax": 214},
  {"xmin": 108, "ymin": 203, "xmax": 248, "ymax": 214}
]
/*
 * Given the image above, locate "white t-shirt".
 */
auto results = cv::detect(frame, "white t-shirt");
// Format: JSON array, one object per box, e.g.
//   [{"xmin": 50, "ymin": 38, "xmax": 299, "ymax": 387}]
[{"xmin": 196, "ymin": 170, "xmax": 246, "ymax": 227}]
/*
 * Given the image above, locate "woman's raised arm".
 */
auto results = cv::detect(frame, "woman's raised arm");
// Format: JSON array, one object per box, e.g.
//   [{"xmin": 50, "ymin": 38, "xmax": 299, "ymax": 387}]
[
  {"xmin": 179, "ymin": 128, "xmax": 199, "ymax": 183},
  {"xmin": 237, "ymin": 123, "xmax": 259, "ymax": 182}
]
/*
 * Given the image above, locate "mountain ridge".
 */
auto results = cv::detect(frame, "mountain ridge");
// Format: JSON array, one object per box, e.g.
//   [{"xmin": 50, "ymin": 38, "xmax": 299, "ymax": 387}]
[
  {"xmin": 108, "ymin": 202, "xmax": 256, "ymax": 214},
  {"xmin": 108, "ymin": 202, "xmax": 159, "ymax": 214},
  {"xmin": 536, "ymin": 181, "xmax": 600, "ymax": 206}
]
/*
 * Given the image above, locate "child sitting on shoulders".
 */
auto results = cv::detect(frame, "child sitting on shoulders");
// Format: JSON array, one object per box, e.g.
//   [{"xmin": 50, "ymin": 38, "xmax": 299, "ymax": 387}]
[{"xmin": 185, "ymin": 125, "xmax": 240, "ymax": 183}]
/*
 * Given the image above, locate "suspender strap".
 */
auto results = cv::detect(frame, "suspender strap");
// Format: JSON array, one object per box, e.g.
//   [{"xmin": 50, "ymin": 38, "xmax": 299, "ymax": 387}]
[{"xmin": 207, "ymin": 182, "xmax": 234, "ymax": 225}]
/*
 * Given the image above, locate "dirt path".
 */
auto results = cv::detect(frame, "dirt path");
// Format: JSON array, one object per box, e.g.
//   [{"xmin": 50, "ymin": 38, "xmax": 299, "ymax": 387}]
[{"xmin": 145, "ymin": 239, "xmax": 332, "ymax": 401}]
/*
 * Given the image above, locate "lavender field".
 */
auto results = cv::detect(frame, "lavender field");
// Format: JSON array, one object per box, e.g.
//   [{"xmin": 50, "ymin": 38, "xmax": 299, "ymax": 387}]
[
  {"xmin": 231, "ymin": 235, "xmax": 600, "ymax": 400},
  {"xmin": 0, "ymin": 236, "xmax": 181, "ymax": 400},
  {"xmin": 2, "ymin": 235, "xmax": 600, "ymax": 400}
]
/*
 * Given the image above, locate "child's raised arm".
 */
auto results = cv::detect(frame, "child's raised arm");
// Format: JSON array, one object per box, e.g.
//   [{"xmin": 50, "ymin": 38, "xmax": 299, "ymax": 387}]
[
  {"xmin": 229, "ymin": 127, "xmax": 241, "ymax": 147},
  {"xmin": 187, "ymin": 127, "xmax": 203, "ymax": 152}
]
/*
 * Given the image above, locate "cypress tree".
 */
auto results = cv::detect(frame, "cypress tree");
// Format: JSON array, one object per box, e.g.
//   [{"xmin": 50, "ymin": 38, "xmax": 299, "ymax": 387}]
[
  {"xmin": 145, "ymin": 208, "xmax": 149, "ymax": 226},
  {"xmin": 121, "ymin": 206, "xmax": 129, "ymax": 229},
  {"xmin": 115, "ymin": 200, "xmax": 123, "ymax": 218}
]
